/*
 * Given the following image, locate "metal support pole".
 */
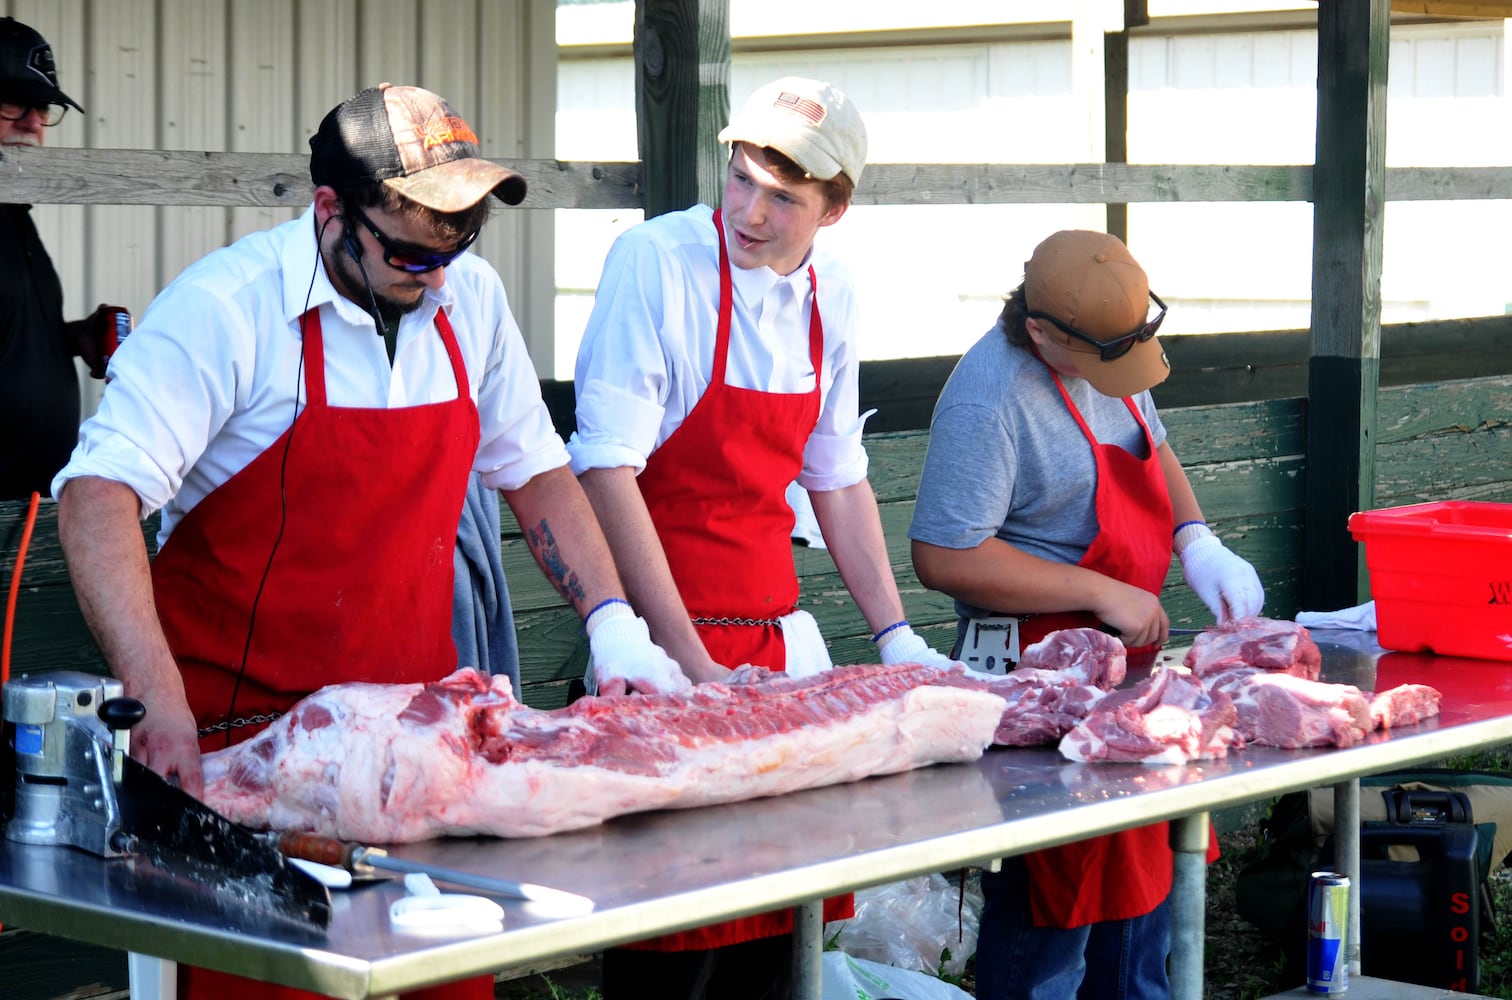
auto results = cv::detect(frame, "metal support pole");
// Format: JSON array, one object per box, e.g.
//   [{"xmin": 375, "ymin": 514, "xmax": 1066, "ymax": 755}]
[
  {"xmin": 793, "ymin": 900, "xmax": 824, "ymax": 1000},
  {"xmin": 1335, "ymin": 778, "xmax": 1362, "ymax": 977},
  {"xmin": 1169, "ymin": 811, "xmax": 1210, "ymax": 1000}
]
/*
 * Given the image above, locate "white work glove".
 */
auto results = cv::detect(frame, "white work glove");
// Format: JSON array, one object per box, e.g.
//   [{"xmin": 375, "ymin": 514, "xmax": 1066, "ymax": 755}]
[
  {"xmin": 585, "ymin": 601, "xmax": 692, "ymax": 697},
  {"xmin": 874, "ymin": 622, "xmax": 957, "ymax": 670},
  {"xmin": 1177, "ymin": 525, "xmax": 1265, "ymax": 623}
]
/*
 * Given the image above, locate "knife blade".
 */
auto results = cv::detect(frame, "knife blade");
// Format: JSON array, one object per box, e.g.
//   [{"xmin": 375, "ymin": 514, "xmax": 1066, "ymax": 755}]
[
  {"xmin": 113, "ymin": 754, "xmax": 332, "ymax": 928},
  {"xmin": 278, "ymin": 832, "xmax": 594, "ymax": 916}
]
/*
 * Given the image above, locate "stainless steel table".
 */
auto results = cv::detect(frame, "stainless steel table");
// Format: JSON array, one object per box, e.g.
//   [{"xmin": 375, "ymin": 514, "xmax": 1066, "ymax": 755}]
[{"xmin": 3, "ymin": 634, "xmax": 1510, "ymax": 998}]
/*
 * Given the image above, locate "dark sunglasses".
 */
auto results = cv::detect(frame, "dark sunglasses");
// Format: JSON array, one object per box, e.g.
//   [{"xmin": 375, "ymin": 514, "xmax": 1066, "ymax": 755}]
[
  {"xmin": 347, "ymin": 204, "xmax": 479, "ymax": 273},
  {"xmin": 0, "ymin": 101, "xmax": 67, "ymax": 126},
  {"xmin": 1029, "ymin": 291, "xmax": 1167, "ymax": 362}
]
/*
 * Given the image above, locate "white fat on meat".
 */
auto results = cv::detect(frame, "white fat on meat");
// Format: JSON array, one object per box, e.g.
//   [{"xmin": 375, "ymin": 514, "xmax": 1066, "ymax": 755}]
[
  {"xmin": 200, "ymin": 664, "xmax": 1008, "ymax": 843},
  {"xmin": 1183, "ymin": 616, "xmax": 1322, "ymax": 681}
]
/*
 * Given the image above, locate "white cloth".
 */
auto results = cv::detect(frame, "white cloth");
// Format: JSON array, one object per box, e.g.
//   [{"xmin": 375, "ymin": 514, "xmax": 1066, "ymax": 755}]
[
  {"xmin": 54, "ymin": 205, "xmax": 568, "ymax": 543},
  {"xmin": 779, "ymin": 608, "xmax": 835, "ymax": 678},
  {"xmin": 567, "ymin": 204, "xmax": 872, "ymax": 492},
  {"xmin": 1295, "ymin": 600, "xmax": 1377, "ymax": 630}
]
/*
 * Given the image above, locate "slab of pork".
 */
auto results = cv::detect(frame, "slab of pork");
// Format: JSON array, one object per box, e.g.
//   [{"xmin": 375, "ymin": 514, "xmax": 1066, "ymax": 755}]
[
  {"xmin": 1059, "ymin": 668, "xmax": 1237, "ymax": 764},
  {"xmin": 1204, "ymin": 668, "xmax": 1373, "ymax": 749},
  {"xmin": 200, "ymin": 664, "xmax": 1008, "ymax": 843},
  {"xmin": 1183, "ymin": 616, "xmax": 1322, "ymax": 681}
]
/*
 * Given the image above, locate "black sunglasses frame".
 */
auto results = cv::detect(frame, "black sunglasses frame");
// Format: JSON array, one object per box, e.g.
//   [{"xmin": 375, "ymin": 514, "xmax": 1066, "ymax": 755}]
[
  {"xmin": 1029, "ymin": 291, "xmax": 1168, "ymax": 362},
  {"xmin": 346, "ymin": 203, "xmax": 479, "ymax": 274},
  {"xmin": 0, "ymin": 101, "xmax": 67, "ymax": 127}
]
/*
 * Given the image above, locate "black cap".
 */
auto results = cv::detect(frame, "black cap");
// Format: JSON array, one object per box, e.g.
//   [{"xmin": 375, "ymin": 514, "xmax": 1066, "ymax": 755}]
[{"xmin": 0, "ymin": 17, "xmax": 82, "ymax": 113}]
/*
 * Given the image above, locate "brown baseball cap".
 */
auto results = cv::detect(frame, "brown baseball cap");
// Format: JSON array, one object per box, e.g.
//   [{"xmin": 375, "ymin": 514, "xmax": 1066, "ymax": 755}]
[
  {"xmin": 309, "ymin": 83, "xmax": 526, "ymax": 211},
  {"xmin": 1024, "ymin": 230, "xmax": 1170, "ymax": 398}
]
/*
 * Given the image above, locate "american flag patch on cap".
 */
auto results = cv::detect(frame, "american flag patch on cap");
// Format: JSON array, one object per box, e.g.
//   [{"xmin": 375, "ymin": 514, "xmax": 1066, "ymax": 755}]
[{"xmin": 774, "ymin": 91, "xmax": 826, "ymax": 125}]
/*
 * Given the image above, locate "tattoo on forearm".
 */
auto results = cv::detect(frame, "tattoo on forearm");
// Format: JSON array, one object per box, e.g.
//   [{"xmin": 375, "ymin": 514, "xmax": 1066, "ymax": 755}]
[{"xmin": 527, "ymin": 519, "xmax": 587, "ymax": 606}]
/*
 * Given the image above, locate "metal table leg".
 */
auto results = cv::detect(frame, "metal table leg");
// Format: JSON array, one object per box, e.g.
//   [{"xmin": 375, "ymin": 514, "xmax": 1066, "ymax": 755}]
[
  {"xmin": 1335, "ymin": 778, "xmax": 1361, "ymax": 977},
  {"xmin": 1170, "ymin": 810, "xmax": 1211, "ymax": 1000},
  {"xmin": 793, "ymin": 899, "xmax": 824, "ymax": 1000}
]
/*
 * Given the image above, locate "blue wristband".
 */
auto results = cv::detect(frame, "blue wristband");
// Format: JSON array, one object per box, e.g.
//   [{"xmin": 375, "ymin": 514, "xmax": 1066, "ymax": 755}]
[
  {"xmin": 583, "ymin": 597, "xmax": 632, "ymax": 635},
  {"xmin": 872, "ymin": 620, "xmax": 910, "ymax": 645},
  {"xmin": 1173, "ymin": 519, "xmax": 1207, "ymax": 536}
]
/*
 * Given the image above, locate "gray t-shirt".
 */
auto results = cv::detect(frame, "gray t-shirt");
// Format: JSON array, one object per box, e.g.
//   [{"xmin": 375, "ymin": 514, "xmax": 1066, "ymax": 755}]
[{"xmin": 908, "ymin": 319, "xmax": 1166, "ymax": 619}]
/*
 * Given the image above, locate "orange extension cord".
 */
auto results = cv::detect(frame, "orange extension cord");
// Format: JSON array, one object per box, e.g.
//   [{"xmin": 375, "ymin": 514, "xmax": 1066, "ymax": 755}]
[{"xmin": 2, "ymin": 490, "xmax": 41, "ymax": 689}]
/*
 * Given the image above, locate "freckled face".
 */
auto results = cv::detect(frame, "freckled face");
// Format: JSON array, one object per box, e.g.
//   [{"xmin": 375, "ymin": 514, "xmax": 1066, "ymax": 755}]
[{"xmin": 719, "ymin": 143, "xmax": 847, "ymax": 276}]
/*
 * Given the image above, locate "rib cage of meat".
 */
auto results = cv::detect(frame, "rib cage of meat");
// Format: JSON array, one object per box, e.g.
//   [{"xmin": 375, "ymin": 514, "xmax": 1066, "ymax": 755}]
[{"xmin": 200, "ymin": 664, "xmax": 1009, "ymax": 843}]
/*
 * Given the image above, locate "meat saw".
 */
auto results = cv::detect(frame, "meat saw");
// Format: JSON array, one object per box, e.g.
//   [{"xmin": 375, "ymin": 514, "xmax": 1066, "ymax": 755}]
[{"xmin": 1, "ymin": 670, "xmax": 331, "ymax": 929}]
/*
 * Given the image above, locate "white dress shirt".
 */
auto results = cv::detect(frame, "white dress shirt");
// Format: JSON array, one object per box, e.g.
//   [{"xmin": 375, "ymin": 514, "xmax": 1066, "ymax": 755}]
[
  {"xmin": 54, "ymin": 205, "xmax": 568, "ymax": 542},
  {"xmin": 567, "ymin": 204, "xmax": 872, "ymax": 492}
]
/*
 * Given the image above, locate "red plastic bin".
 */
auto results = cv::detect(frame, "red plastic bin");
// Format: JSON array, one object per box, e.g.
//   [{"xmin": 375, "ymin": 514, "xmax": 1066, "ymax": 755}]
[{"xmin": 1348, "ymin": 500, "xmax": 1512, "ymax": 662}]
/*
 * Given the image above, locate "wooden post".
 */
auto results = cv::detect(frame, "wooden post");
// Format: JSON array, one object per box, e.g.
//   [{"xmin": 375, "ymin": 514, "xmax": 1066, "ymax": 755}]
[
  {"xmin": 1304, "ymin": 0, "xmax": 1389, "ymax": 611},
  {"xmin": 1104, "ymin": 2, "xmax": 1146, "ymax": 241},
  {"xmin": 634, "ymin": 0, "xmax": 730, "ymax": 219}
]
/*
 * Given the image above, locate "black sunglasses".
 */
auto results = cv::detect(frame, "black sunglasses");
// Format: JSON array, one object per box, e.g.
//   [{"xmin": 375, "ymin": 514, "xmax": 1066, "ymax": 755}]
[
  {"xmin": 0, "ymin": 101, "xmax": 67, "ymax": 127},
  {"xmin": 1029, "ymin": 291, "xmax": 1167, "ymax": 362},
  {"xmin": 347, "ymin": 204, "xmax": 479, "ymax": 273}
]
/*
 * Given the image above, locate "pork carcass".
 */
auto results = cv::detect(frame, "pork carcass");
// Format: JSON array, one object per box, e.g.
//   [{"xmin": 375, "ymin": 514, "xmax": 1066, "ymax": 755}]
[
  {"xmin": 1204, "ymin": 669, "xmax": 1372, "ymax": 749},
  {"xmin": 200, "ymin": 664, "xmax": 1008, "ymax": 843},
  {"xmin": 1059, "ymin": 668, "xmax": 1237, "ymax": 764},
  {"xmin": 1183, "ymin": 616, "xmax": 1322, "ymax": 681}
]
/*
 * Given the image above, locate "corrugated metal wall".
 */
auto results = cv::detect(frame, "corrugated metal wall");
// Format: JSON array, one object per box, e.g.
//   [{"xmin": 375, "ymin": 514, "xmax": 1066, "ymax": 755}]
[{"xmin": 6, "ymin": 0, "xmax": 555, "ymax": 414}]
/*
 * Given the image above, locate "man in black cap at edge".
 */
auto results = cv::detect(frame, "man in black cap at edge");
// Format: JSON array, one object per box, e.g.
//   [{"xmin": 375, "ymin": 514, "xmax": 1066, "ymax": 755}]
[
  {"xmin": 0, "ymin": 15, "xmax": 127, "ymax": 498},
  {"xmin": 54, "ymin": 83, "xmax": 686, "ymax": 1000}
]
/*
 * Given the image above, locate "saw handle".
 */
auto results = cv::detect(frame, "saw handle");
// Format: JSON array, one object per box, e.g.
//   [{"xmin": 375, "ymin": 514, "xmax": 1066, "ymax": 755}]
[
  {"xmin": 278, "ymin": 831, "xmax": 387, "ymax": 874},
  {"xmin": 98, "ymin": 697, "xmax": 145, "ymax": 784}
]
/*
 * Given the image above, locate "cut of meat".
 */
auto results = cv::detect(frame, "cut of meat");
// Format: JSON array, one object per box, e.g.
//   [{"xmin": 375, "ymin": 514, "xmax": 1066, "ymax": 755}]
[
  {"xmin": 1204, "ymin": 669, "xmax": 1372, "ymax": 749},
  {"xmin": 200, "ymin": 664, "xmax": 1008, "ymax": 843},
  {"xmin": 1059, "ymin": 668, "xmax": 1237, "ymax": 764},
  {"xmin": 1017, "ymin": 628, "xmax": 1127, "ymax": 690},
  {"xmin": 1183, "ymin": 616, "xmax": 1322, "ymax": 681},
  {"xmin": 1368, "ymin": 683, "xmax": 1443, "ymax": 730}
]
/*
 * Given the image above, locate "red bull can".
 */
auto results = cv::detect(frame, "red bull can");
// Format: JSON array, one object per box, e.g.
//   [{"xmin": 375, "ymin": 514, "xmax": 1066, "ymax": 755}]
[
  {"xmin": 101, "ymin": 307, "xmax": 132, "ymax": 359},
  {"xmin": 1307, "ymin": 871, "xmax": 1350, "ymax": 993}
]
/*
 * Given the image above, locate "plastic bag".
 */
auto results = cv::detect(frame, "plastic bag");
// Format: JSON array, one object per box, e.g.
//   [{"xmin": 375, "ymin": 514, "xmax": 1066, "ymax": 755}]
[
  {"xmin": 824, "ymin": 873, "xmax": 983, "ymax": 978},
  {"xmin": 822, "ymin": 952, "xmax": 972, "ymax": 1000}
]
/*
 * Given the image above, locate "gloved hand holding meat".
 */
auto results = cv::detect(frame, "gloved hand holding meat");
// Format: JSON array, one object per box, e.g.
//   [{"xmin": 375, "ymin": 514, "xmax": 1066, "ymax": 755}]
[
  {"xmin": 1176, "ymin": 525, "xmax": 1266, "ymax": 622},
  {"xmin": 584, "ymin": 601, "xmax": 691, "ymax": 697}
]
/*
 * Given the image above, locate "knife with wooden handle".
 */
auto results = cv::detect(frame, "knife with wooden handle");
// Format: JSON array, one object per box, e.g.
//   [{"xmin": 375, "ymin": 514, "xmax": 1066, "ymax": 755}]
[{"xmin": 276, "ymin": 832, "xmax": 594, "ymax": 915}]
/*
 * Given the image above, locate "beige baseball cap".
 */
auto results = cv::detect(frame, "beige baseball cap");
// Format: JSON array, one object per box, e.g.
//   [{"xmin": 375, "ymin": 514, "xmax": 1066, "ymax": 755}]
[
  {"xmin": 1024, "ymin": 230, "xmax": 1170, "ymax": 398},
  {"xmin": 718, "ymin": 76, "xmax": 867, "ymax": 186}
]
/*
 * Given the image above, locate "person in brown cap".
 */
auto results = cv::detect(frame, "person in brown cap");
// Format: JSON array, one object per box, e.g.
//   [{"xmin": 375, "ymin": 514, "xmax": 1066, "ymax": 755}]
[
  {"xmin": 0, "ymin": 15, "xmax": 129, "ymax": 498},
  {"xmin": 908, "ymin": 229, "xmax": 1263, "ymax": 999},
  {"xmin": 52, "ymin": 85, "xmax": 682, "ymax": 1000},
  {"xmin": 569, "ymin": 75, "xmax": 954, "ymax": 999}
]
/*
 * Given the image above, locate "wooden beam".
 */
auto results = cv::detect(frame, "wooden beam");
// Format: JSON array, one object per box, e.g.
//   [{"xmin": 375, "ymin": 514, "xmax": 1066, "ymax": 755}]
[
  {"xmin": 633, "ymin": 0, "xmax": 730, "ymax": 218},
  {"xmin": 1104, "ymin": 28, "xmax": 1131, "ymax": 242},
  {"xmin": 1305, "ymin": 0, "xmax": 1390, "ymax": 612}
]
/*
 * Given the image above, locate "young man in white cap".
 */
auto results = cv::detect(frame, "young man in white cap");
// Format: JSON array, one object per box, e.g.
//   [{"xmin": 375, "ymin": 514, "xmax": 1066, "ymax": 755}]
[
  {"xmin": 569, "ymin": 76, "xmax": 954, "ymax": 997},
  {"xmin": 53, "ymin": 84, "xmax": 680, "ymax": 1000},
  {"xmin": 909, "ymin": 230, "xmax": 1263, "ymax": 999},
  {"xmin": 0, "ymin": 15, "xmax": 127, "ymax": 498}
]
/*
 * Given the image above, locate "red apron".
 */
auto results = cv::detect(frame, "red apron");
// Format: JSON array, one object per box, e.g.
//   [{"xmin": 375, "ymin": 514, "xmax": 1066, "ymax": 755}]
[
  {"xmin": 1018, "ymin": 370, "xmax": 1179, "ymax": 929},
  {"xmin": 626, "ymin": 209, "xmax": 851, "ymax": 950},
  {"xmin": 153, "ymin": 306, "xmax": 490, "ymax": 1000}
]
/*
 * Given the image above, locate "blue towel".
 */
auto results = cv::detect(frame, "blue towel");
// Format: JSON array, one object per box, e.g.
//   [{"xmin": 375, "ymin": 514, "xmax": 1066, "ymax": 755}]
[{"xmin": 452, "ymin": 473, "xmax": 519, "ymax": 695}]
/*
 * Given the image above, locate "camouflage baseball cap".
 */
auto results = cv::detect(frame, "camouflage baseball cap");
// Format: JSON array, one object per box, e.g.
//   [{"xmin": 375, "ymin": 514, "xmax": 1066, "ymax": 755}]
[{"xmin": 309, "ymin": 83, "xmax": 526, "ymax": 211}]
